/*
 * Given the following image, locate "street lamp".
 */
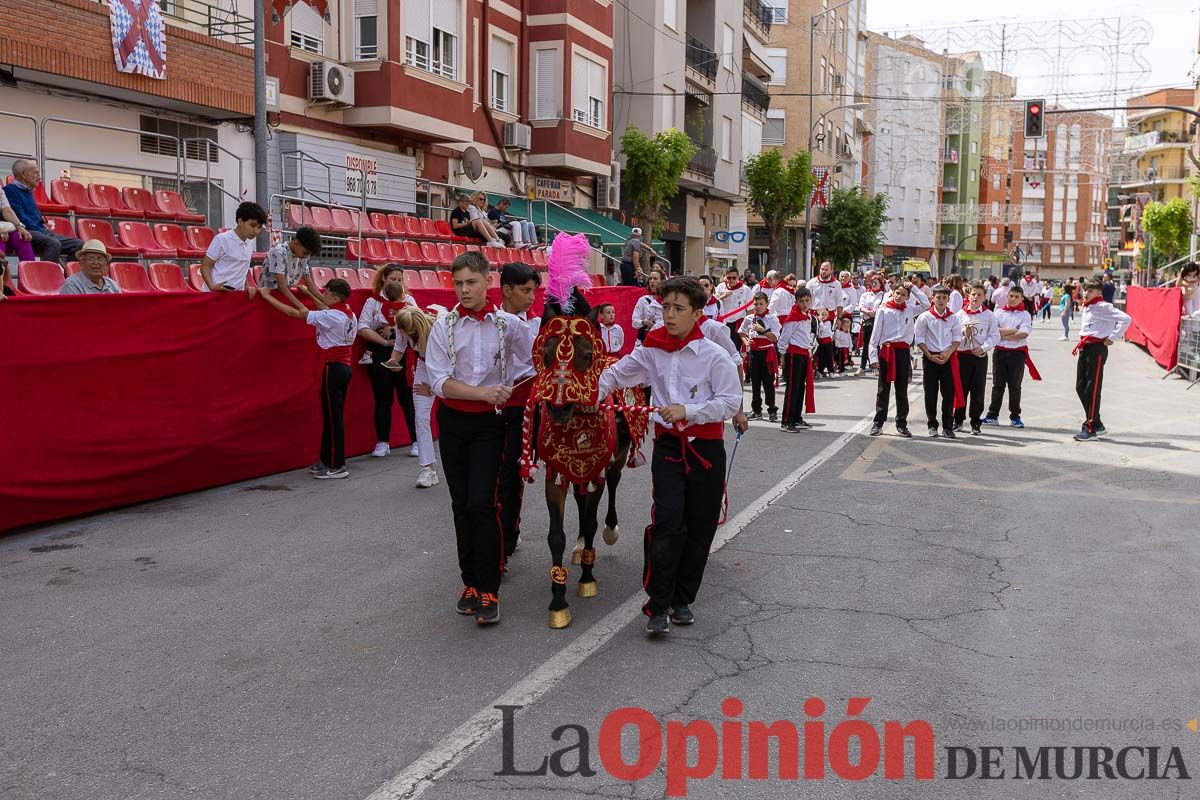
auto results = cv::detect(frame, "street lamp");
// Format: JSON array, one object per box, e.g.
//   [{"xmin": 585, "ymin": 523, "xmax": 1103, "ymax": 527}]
[{"xmin": 803, "ymin": 101, "xmax": 869, "ymax": 277}]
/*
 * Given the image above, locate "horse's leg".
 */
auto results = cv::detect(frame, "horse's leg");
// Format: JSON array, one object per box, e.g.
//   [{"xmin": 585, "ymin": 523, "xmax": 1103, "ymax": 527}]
[
  {"xmin": 603, "ymin": 426, "xmax": 632, "ymax": 546},
  {"xmin": 576, "ymin": 484, "xmax": 602, "ymax": 598},
  {"xmin": 546, "ymin": 479, "xmax": 571, "ymax": 629}
]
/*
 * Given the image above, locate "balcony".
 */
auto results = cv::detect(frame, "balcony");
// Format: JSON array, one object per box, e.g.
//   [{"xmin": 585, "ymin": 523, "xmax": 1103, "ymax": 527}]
[
  {"xmin": 741, "ymin": 74, "xmax": 770, "ymax": 117},
  {"xmin": 685, "ymin": 36, "xmax": 717, "ymax": 83},
  {"xmin": 943, "ymin": 148, "xmax": 959, "ymax": 164},
  {"xmin": 943, "ymin": 176, "xmax": 959, "ymax": 192},
  {"xmin": 1124, "ymin": 128, "xmax": 1192, "ymax": 153},
  {"xmin": 939, "ymin": 234, "xmax": 958, "ymax": 248},
  {"xmin": 687, "ymin": 146, "xmax": 718, "ymax": 177},
  {"xmin": 159, "ymin": 0, "xmax": 253, "ymax": 45},
  {"xmin": 744, "ymin": 0, "xmax": 774, "ymax": 40},
  {"xmin": 1121, "ymin": 166, "xmax": 1192, "ymax": 185}
]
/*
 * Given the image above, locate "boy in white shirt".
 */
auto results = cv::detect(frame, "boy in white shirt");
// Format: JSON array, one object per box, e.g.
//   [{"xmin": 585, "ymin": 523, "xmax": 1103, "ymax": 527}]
[
  {"xmin": 1072, "ymin": 277, "xmax": 1131, "ymax": 441},
  {"xmin": 200, "ymin": 201, "xmax": 264, "ymax": 292},
  {"xmin": 739, "ymin": 292, "xmax": 781, "ymax": 421},
  {"xmin": 598, "ymin": 276, "xmax": 743, "ymax": 636},
  {"xmin": 983, "ymin": 285, "xmax": 1040, "ymax": 429},
  {"xmin": 716, "ymin": 266, "xmax": 754, "ymax": 349},
  {"xmin": 954, "ymin": 281, "xmax": 1001, "ymax": 435},
  {"xmin": 776, "ymin": 287, "xmax": 816, "ymax": 431},
  {"xmin": 833, "ymin": 317, "xmax": 854, "ymax": 374},
  {"xmin": 596, "ymin": 303, "xmax": 625, "ymax": 353},
  {"xmin": 914, "ymin": 285, "xmax": 963, "ymax": 438},
  {"xmin": 868, "ymin": 283, "xmax": 917, "ymax": 438}
]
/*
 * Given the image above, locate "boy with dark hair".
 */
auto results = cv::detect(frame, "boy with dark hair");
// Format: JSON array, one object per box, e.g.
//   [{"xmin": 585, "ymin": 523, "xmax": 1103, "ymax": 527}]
[
  {"xmin": 738, "ymin": 291, "xmax": 780, "ymax": 422},
  {"xmin": 598, "ymin": 276, "xmax": 742, "ymax": 636},
  {"xmin": 259, "ymin": 277, "xmax": 357, "ymax": 479},
  {"xmin": 868, "ymin": 282, "xmax": 916, "ymax": 438},
  {"xmin": 814, "ymin": 309, "xmax": 837, "ymax": 377},
  {"xmin": 498, "ymin": 261, "xmax": 542, "ymax": 559},
  {"xmin": 259, "ymin": 226, "xmax": 323, "ymax": 311},
  {"xmin": 954, "ymin": 281, "xmax": 1001, "ymax": 435},
  {"xmin": 716, "ymin": 265, "xmax": 754, "ymax": 349},
  {"xmin": 914, "ymin": 285, "xmax": 963, "ymax": 438},
  {"xmin": 776, "ymin": 286, "xmax": 816, "ymax": 432},
  {"xmin": 200, "ymin": 201, "xmax": 266, "ymax": 292},
  {"xmin": 596, "ymin": 303, "xmax": 624, "ymax": 353},
  {"xmin": 698, "ymin": 274, "xmax": 723, "ymax": 320},
  {"xmin": 1072, "ymin": 277, "xmax": 1130, "ymax": 441},
  {"xmin": 426, "ymin": 252, "xmax": 533, "ymax": 625},
  {"xmin": 983, "ymin": 284, "xmax": 1040, "ymax": 429}
]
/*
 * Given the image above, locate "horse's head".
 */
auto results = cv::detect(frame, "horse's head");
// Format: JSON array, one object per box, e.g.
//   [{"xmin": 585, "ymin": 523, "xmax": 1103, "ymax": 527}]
[{"xmin": 533, "ymin": 293, "xmax": 605, "ymax": 426}]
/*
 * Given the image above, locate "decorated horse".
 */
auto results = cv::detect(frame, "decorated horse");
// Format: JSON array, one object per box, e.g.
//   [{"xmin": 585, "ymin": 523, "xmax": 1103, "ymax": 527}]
[{"xmin": 518, "ymin": 234, "xmax": 649, "ymax": 628}]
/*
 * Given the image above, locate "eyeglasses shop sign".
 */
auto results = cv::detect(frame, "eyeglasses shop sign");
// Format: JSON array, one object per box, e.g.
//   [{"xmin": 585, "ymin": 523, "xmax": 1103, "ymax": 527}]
[
  {"xmin": 531, "ymin": 177, "xmax": 575, "ymax": 204},
  {"xmin": 345, "ymin": 154, "xmax": 379, "ymax": 199}
]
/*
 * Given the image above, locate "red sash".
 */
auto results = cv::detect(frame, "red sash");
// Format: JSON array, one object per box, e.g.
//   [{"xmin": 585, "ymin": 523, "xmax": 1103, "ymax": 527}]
[
  {"xmin": 878, "ymin": 341, "xmax": 910, "ymax": 383},
  {"xmin": 322, "ymin": 346, "xmax": 352, "ymax": 365},
  {"xmin": 749, "ymin": 337, "xmax": 778, "ymax": 374},
  {"xmin": 717, "ymin": 297, "xmax": 755, "ymax": 322},
  {"xmin": 1072, "ymin": 336, "xmax": 1105, "ymax": 356},
  {"xmin": 949, "ymin": 351, "xmax": 965, "ymax": 410},
  {"xmin": 506, "ymin": 376, "xmax": 534, "ymax": 408},
  {"xmin": 441, "ymin": 398, "xmax": 496, "ymax": 413},
  {"xmin": 817, "ymin": 336, "xmax": 833, "ymax": 345},
  {"xmin": 1012, "ymin": 345, "xmax": 1042, "ymax": 380},
  {"xmin": 786, "ymin": 345, "xmax": 816, "ymax": 414},
  {"xmin": 654, "ymin": 422, "xmax": 722, "ymax": 474}
]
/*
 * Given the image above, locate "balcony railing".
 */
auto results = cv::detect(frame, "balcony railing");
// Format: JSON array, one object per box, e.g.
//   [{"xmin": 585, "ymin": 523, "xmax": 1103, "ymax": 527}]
[
  {"xmin": 943, "ymin": 148, "xmax": 959, "ymax": 164},
  {"xmin": 1125, "ymin": 128, "xmax": 1192, "ymax": 152},
  {"xmin": 744, "ymin": 0, "xmax": 774, "ymax": 37},
  {"xmin": 741, "ymin": 75, "xmax": 770, "ymax": 115},
  {"xmin": 686, "ymin": 36, "xmax": 717, "ymax": 82},
  {"xmin": 939, "ymin": 234, "xmax": 958, "ymax": 248},
  {"xmin": 157, "ymin": 0, "xmax": 253, "ymax": 45},
  {"xmin": 1124, "ymin": 166, "xmax": 1192, "ymax": 183},
  {"xmin": 943, "ymin": 176, "xmax": 959, "ymax": 192},
  {"xmin": 687, "ymin": 146, "xmax": 718, "ymax": 176}
]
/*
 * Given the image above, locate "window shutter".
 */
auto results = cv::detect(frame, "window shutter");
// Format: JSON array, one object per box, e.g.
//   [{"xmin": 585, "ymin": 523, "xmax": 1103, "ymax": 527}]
[
  {"xmin": 290, "ymin": 2, "xmax": 324, "ymax": 39},
  {"xmin": 405, "ymin": 0, "xmax": 430, "ymax": 40},
  {"xmin": 571, "ymin": 54, "xmax": 587, "ymax": 117},
  {"xmin": 534, "ymin": 49, "xmax": 559, "ymax": 119},
  {"xmin": 490, "ymin": 37, "xmax": 511, "ymax": 75},
  {"xmin": 354, "ymin": 0, "xmax": 378, "ymax": 15},
  {"xmin": 431, "ymin": 0, "xmax": 458, "ymax": 33}
]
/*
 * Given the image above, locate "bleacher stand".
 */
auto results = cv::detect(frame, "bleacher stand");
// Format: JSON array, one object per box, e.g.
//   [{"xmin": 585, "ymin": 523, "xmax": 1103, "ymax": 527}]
[
  {"xmin": 57, "ymin": 240, "xmax": 120, "ymax": 294},
  {"xmin": 4, "ymin": 160, "xmax": 84, "ymax": 263}
]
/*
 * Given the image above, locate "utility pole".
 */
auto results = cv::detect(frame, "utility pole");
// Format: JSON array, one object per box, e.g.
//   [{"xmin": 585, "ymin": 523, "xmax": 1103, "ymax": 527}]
[{"xmin": 253, "ymin": 0, "xmax": 270, "ymax": 250}]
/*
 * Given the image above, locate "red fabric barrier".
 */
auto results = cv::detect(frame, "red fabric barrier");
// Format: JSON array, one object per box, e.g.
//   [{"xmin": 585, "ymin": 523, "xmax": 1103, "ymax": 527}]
[
  {"xmin": 1124, "ymin": 286, "xmax": 1182, "ymax": 370},
  {"xmin": 0, "ymin": 285, "xmax": 644, "ymax": 533}
]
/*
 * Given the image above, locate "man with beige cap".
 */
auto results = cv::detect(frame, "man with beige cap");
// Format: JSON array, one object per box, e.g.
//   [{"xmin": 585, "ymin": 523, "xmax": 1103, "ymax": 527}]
[{"xmin": 59, "ymin": 240, "xmax": 122, "ymax": 295}]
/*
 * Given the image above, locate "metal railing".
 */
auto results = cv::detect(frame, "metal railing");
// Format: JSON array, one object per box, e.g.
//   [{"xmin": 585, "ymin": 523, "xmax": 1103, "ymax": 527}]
[
  {"xmin": 158, "ymin": 0, "xmax": 253, "ymax": 45},
  {"xmin": 744, "ymin": 0, "xmax": 774, "ymax": 36},
  {"xmin": 182, "ymin": 136, "xmax": 246, "ymax": 218},
  {"xmin": 685, "ymin": 36, "xmax": 717, "ymax": 82},
  {"xmin": 687, "ymin": 146, "xmax": 719, "ymax": 177},
  {"xmin": 741, "ymin": 75, "xmax": 770, "ymax": 115},
  {"xmin": 0, "ymin": 111, "xmax": 38, "ymax": 163}
]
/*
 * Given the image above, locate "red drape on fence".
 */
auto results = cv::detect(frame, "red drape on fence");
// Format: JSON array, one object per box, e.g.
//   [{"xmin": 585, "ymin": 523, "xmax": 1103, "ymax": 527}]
[
  {"xmin": 1124, "ymin": 286, "xmax": 1183, "ymax": 370},
  {"xmin": 0, "ymin": 285, "xmax": 644, "ymax": 533}
]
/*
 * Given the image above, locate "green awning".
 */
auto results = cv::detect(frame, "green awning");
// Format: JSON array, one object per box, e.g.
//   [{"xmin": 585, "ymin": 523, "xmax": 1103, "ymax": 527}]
[{"xmin": 495, "ymin": 197, "xmax": 663, "ymax": 256}]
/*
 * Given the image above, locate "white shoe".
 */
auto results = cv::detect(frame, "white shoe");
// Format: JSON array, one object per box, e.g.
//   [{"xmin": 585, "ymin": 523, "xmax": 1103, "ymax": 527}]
[
  {"xmin": 371, "ymin": 442, "xmax": 390, "ymax": 458},
  {"xmin": 416, "ymin": 466, "xmax": 439, "ymax": 488},
  {"xmin": 489, "ymin": 239, "xmax": 505, "ymax": 247},
  {"xmin": 358, "ymin": 352, "xmax": 374, "ymax": 365},
  {"xmin": 1057, "ymin": 336, "xmax": 1068, "ymax": 340},
  {"xmin": 409, "ymin": 443, "xmax": 420, "ymax": 458},
  {"xmin": 314, "ymin": 467, "xmax": 349, "ymax": 480}
]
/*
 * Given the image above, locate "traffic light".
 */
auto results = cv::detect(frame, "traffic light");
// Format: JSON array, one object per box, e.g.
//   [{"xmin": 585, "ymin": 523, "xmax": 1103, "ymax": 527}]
[{"xmin": 1024, "ymin": 99, "xmax": 1046, "ymax": 139}]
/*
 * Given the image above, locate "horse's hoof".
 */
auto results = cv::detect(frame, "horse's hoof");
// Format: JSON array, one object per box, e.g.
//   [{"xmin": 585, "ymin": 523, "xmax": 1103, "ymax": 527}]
[
  {"xmin": 570, "ymin": 537, "xmax": 584, "ymax": 565},
  {"xmin": 603, "ymin": 524, "xmax": 619, "ymax": 545},
  {"xmin": 577, "ymin": 580, "xmax": 598, "ymax": 598},
  {"xmin": 548, "ymin": 608, "xmax": 572, "ymax": 628}
]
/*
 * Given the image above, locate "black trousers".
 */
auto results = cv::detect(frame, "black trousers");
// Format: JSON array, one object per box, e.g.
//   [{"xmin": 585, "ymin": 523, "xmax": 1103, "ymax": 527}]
[
  {"xmin": 954, "ymin": 352, "xmax": 988, "ymax": 427},
  {"xmin": 320, "ymin": 363, "xmax": 351, "ymax": 469},
  {"xmin": 620, "ymin": 260, "xmax": 637, "ymax": 286},
  {"xmin": 726, "ymin": 321, "xmax": 742, "ymax": 352},
  {"xmin": 816, "ymin": 341, "xmax": 835, "ymax": 374},
  {"xmin": 988, "ymin": 349, "xmax": 1026, "ymax": 421},
  {"xmin": 437, "ymin": 405, "xmax": 507, "ymax": 594},
  {"xmin": 30, "ymin": 231, "xmax": 83, "ymax": 263},
  {"xmin": 1076, "ymin": 342, "xmax": 1109, "ymax": 432},
  {"xmin": 781, "ymin": 351, "xmax": 810, "ymax": 425},
  {"xmin": 747, "ymin": 350, "xmax": 776, "ymax": 415},
  {"xmin": 859, "ymin": 320, "xmax": 874, "ymax": 370},
  {"xmin": 367, "ymin": 351, "xmax": 416, "ymax": 444},
  {"xmin": 922, "ymin": 356, "xmax": 954, "ymax": 429},
  {"xmin": 498, "ymin": 404, "xmax": 526, "ymax": 557},
  {"xmin": 644, "ymin": 436, "xmax": 726, "ymax": 615},
  {"xmin": 873, "ymin": 354, "xmax": 911, "ymax": 426}
]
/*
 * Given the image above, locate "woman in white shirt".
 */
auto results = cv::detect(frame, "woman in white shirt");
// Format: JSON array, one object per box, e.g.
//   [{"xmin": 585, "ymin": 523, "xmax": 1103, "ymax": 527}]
[
  {"xmin": 856, "ymin": 274, "xmax": 886, "ymax": 375},
  {"xmin": 358, "ymin": 264, "xmax": 419, "ymax": 458},
  {"xmin": 631, "ymin": 268, "xmax": 665, "ymax": 344}
]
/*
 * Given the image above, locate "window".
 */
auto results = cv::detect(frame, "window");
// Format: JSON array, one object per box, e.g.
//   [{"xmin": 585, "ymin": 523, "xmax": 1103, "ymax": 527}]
[
  {"xmin": 353, "ymin": 0, "xmax": 378, "ymax": 60},
  {"xmin": 571, "ymin": 53, "xmax": 607, "ymax": 129},
  {"xmin": 721, "ymin": 116, "xmax": 733, "ymax": 161},
  {"xmin": 991, "ymin": 201, "xmax": 999, "ymax": 217},
  {"xmin": 765, "ymin": 48, "xmax": 787, "ymax": 86},
  {"xmin": 992, "ymin": 145, "xmax": 1002, "ymax": 160},
  {"xmin": 897, "ymin": 186, "xmax": 905, "ymax": 200},
  {"xmin": 990, "ymin": 227, "xmax": 998, "ymax": 244},
  {"xmin": 289, "ymin": 0, "xmax": 325, "ymax": 54},
  {"xmin": 662, "ymin": 86, "xmax": 676, "ymax": 128},
  {"xmin": 722, "ymin": 24, "xmax": 734, "ymax": 73},
  {"xmin": 898, "ymin": 218, "xmax": 905, "ymax": 232},
  {"xmin": 914, "ymin": 188, "xmax": 921, "ymax": 203},
  {"xmin": 914, "ymin": 217, "xmax": 921, "ymax": 231},
  {"xmin": 405, "ymin": 0, "xmax": 459, "ymax": 81},
  {"xmin": 969, "ymin": 169, "xmax": 976, "ymax": 183},
  {"xmin": 970, "ymin": 141, "xmax": 978, "ymax": 154},
  {"xmin": 992, "ymin": 172, "xmax": 1001, "ymax": 190},
  {"xmin": 1064, "ymin": 245, "xmax": 1075, "ymax": 262},
  {"xmin": 532, "ymin": 48, "xmax": 560, "ymax": 119},
  {"xmin": 140, "ymin": 116, "xmax": 218, "ymax": 162},
  {"xmin": 763, "ymin": 109, "xmax": 785, "ymax": 145},
  {"xmin": 664, "ymin": 0, "xmax": 677, "ymax": 30},
  {"xmin": 490, "ymin": 36, "xmax": 513, "ymax": 112},
  {"xmin": 819, "ymin": 57, "xmax": 826, "ymax": 93},
  {"xmin": 765, "ymin": 0, "xmax": 788, "ymax": 23}
]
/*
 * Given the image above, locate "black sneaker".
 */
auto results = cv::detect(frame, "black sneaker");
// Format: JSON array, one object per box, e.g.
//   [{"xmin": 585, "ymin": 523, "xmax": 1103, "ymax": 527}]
[
  {"xmin": 869, "ymin": 424, "xmax": 883, "ymax": 436},
  {"xmin": 795, "ymin": 418, "xmax": 813, "ymax": 429},
  {"xmin": 747, "ymin": 411, "xmax": 763, "ymax": 421},
  {"xmin": 927, "ymin": 425, "xmax": 940, "ymax": 437},
  {"xmin": 780, "ymin": 422, "xmax": 789, "ymax": 432},
  {"xmin": 942, "ymin": 427, "xmax": 957, "ymax": 439},
  {"xmin": 970, "ymin": 424, "xmax": 982, "ymax": 435},
  {"xmin": 952, "ymin": 422, "xmax": 964, "ymax": 432},
  {"xmin": 786, "ymin": 424, "xmax": 800, "ymax": 433},
  {"xmin": 669, "ymin": 605, "xmax": 695, "ymax": 625},
  {"xmin": 1073, "ymin": 427, "xmax": 1097, "ymax": 442},
  {"xmin": 896, "ymin": 426, "xmax": 913, "ymax": 438},
  {"xmin": 768, "ymin": 412, "xmax": 778, "ymax": 423},
  {"xmin": 645, "ymin": 613, "xmax": 669, "ymax": 636},
  {"xmin": 1094, "ymin": 425, "xmax": 1107, "ymax": 436},
  {"xmin": 475, "ymin": 592, "xmax": 500, "ymax": 625},
  {"xmin": 456, "ymin": 586, "xmax": 479, "ymax": 615}
]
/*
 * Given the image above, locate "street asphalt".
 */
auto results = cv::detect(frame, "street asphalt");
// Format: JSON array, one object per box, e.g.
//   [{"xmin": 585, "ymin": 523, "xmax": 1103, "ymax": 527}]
[{"xmin": 3, "ymin": 322, "xmax": 1199, "ymax": 800}]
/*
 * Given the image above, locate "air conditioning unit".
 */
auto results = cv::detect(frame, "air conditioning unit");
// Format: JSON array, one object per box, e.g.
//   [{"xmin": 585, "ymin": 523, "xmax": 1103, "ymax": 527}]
[
  {"xmin": 503, "ymin": 122, "xmax": 532, "ymax": 151},
  {"xmin": 595, "ymin": 161, "xmax": 621, "ymax": 211},
  {"xmin": 310, "ymin": 59, "xmax": 355, "ymax": 106}
]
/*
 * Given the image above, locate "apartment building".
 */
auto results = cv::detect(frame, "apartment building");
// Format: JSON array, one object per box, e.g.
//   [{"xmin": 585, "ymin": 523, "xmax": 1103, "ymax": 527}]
[
  {"xmin": 1009, "ymin": 108, "xmax": 1112, "ymax": 280},
  {"xmin": 957, "ymin": 69, "xmax": 1017, "ymax": 278},
  {"xmin": 1119, "ymin": 88, "xmax": 1194, "ymax": 205}
]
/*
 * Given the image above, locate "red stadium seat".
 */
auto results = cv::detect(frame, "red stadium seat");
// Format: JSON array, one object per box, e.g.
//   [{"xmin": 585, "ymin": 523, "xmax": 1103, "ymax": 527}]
[
  {"xmin": 346, "ymin": 238, "xmax": 388, "ymax": 265},
  {"xmin": 386, "ymin": 214, "xmax": 407, "ymax": 237},
  {"xmin": 122, "ymin": 187, "xmax": 175, "ymax": 220},
  {"xmin": 186, "ymin": 264, "xmax": 207, "ymax": 291},
  {"xmin": 311, "ymin": 267, "xmax": 335, "ymax": 287},
  {"xmin": 384, "ymin": 239, "xmax": 407, "ymax": 262},
  {"xmin": 148, "ymin": 262, "xmax": 191, "ymax": 292},
  {"xmin": 363, "ymin": 237, "xmax": 390, "ymax": 263},
  {"xmin": 506, "ymin": 248, "xmax": 526, "ymax": 264},
  {"xmin": 420, "ymin": 270, "xmax": 441, "ymax": 289},
  {"xmin": 435, "ymin": 219, "xmax": 467, "ymax": 243},
  {"xmin": 419, "ymin": 242, "xmax": 442, "ymax": 267},
  {"xmin": 465, "ymin": 244, "xmax": 481, "ymax": 254},
  {"xmin": 15, "ymin": 261, "xmax": 64, "ymax": 295},
  {"xmin": 348, "ymin": 210, "xmax": 386, "ymax": 237},
  {"xmin": 185, "ymin": 226, "xmax": 215, "ymax": 252},
  {"xmin": 403, "ymin": 216, "xmax": 425, "ymax": 239},
  {"xmin": 109, "ymin": 261, "xmax": 153, "ymax": 292},
  {"xmin": 328, "ymin": 208, "xmax": 356, "ymax": 235},
  {"xmin": 482, "ymin": 246, "xmax": 506, "ymax": 265},
  {"xmin": 118, "ymin": 221, "xmax": 176, "ymax": 258},
  {"xmin": 334, "ymin": 268, "xmax": 362, "ymax": 289},
  {"xmin": 590, "ymin": 274, "xmax": 606, "ymax": 288},
  {"xmin": 358, "ymin": 268, "xmax": 376, "ymax": 287},
  {"xmin": 369, "ymin": 212, "xmax": 391, "ymax": 233},
  {"xmin": 403, "ymin": 270, "xmax": 422, "ymax": 291},
  {"xmin": 421, "ymin": 218, "xmax": 448, "ymax": 241},
  {"xmin": 488, "ymin": 272, "xmax": 500, "ymax": 289},
  {"xmin": 88, "ymin": 184, "xmax": 143, "ymax": 218},
  {"xmin": 289, "ymin": 204, "xmax": 333, "ymax": 234},
  {"xmin": 530, "ymin": 250, "xmax": 548, "ymax": 269},
  {"xmin": 436, "ymin": 243, "xmax": 456, "ymax": 268},
  {"xmin": 152, "ymin": 224, "xmax": 205, "ymax": 258},
  {"xmin": 437, "ymin": 270, "xmax": 454, "ymax": 290},
  {"xmin": 44, "ymin": 217, "xmax": 75, "ymax": 239},
  {"xmin": 33, "ymin": 182, "xmax": 70, "ymax": 214},
  {"xmin": 153, "ymin": 190, "xmax": 206, "ymax": 223},
  {"xmin": 51, "ymin": 179, "xmax": 107, "ymax": 215},
  {"xmin": 403, "ymin": 240, "xmax": 431, "ymax": 267},
  {"xmin": 64, "ymin": 261, "xmax": 82, "ymax": 276},
  {"xmin": 76, "ymin": 219, "xmax": 140, "ymax": 257}
]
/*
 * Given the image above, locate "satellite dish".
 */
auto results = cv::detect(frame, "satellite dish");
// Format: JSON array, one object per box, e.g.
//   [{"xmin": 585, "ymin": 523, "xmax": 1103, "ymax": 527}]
[{"xmin": 460, "ymin": 147, "xmax": 484, "ymax": 182}]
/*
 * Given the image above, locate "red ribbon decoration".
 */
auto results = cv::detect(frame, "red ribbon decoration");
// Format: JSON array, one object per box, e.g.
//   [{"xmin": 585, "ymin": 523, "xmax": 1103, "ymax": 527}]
[
  {"xmin": 1072, "ymin": 336, "xmax": 1106, "ymax": 356},
  {"xmin": 878, "ymin": 341, "xmax": 910, "ymax": 383},
  {"xmin": 1011, "ymin": 345, "xmax": 1043, "ymax": 381},
  {"xmin": 949, "ymin": 351, "xmax": 965, "ymax": 410},
  {"xmin": 786, "ymin": 345, "xmax": 816, "ymax": 414}
]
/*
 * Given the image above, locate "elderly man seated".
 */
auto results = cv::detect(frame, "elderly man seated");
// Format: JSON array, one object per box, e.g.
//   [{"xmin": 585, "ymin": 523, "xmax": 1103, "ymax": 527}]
[
  {"xmin": 2, "ymin": 159, "xmax": 84, "ymax": 263},
  {"xmin": 59, "ymin": 240, "xmax": 121, "ymax": 294}
]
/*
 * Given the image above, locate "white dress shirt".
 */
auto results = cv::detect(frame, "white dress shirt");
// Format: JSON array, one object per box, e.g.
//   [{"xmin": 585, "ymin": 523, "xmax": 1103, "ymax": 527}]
[
  {"xmin": 202, "ymin": 229, "xmax": 254, "ymax": 290},
  {"xmin": 702, "ymin": 296, "xmax": 723, "ymax": 320},
  {"xmin": 993, "ymin": 306, "xmax": 1033, "ymax": 350},
  {"xmin": 508, "ymin": 310, "xmax": 542, "ymax": 383},
  {"xmin": 809, "ymin": 277, "xmax": 846, "ymax": 314},
  {"xmin": 858, "ymin": 290, "xmax": 883, "ymax": 319},
  {"xmin": 600, "ymin": 322, "xmax": 625, "ymax": 353},
  {"xmin": 868, "ymin": 303, "xmax": 917, "ymax": 365},
  {"xmin": 651, "ymin": 317, "xmax": 740, "ymax": 363},
  {"xmin": 715, "ymin": 281, "xmax": 754, "ymax": 323},
  {"xmin": 1079, "ymin": 300, "xmax": 1131, "ymax": 341},
  {"xmin": 738, "ymin": 312, "xmax": 782, "ymax": 344},
  {"xmin": 914, "ymin": 308, "xmax": 963, "ymax": 354},
  {"xmin": 834, "ymin": 329, "xmax": 853, "ymax": 349},
  {"xmin": 956, "ymin": 307, "xmax": 1001, "ymax": 353},
  {"xmin": 631, "ymin": 295, "xmax": 663, "ymax": 333},
  {"xmin": 841, "ymin": 284, "xmax": 861, "ymax": 311},
  {"xmin": 307, "ymin": 309, "xmax": 357, "ymax": 350},
  {"xmin": 777, "ymin": 313, "xmax": 815, "ymax": 354},
  {"xmin": 1019, "ymin": 277, "xmax": 1042, "ymax": 300},
  {"xmin": 426, "ymin": 306, "xmax": 533, "ymax": 397},
  {"xmin": 768, "ymin": 286, "xmax": 795, "ymax": 317},
  {"xmin": 948, "ymin": 289, "xmax": 964, "ymax": 314}
]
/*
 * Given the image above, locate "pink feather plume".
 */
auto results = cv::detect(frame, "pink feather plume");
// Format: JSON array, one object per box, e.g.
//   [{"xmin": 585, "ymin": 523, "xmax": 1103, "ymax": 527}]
[{"xmin": 544, "ymin": 232, "xmax": 593, "ymax": 312}]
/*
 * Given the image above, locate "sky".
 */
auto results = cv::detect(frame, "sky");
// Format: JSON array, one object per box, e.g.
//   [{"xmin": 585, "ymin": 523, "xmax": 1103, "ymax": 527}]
[{"xmin": 868, "ymin": 1, "xmax": 1199, "ymax": 110}]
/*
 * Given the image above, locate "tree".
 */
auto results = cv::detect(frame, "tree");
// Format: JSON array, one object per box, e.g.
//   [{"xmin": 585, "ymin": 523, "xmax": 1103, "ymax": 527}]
[
  {"xmin": 819, "ymin": 187, "xmax": 891, "ymax": 271},
  {"xmin": 743, "ymin": 149, "xmax": 815, "ymax": 273},
  {"xmin": 1142, "ymin": 198, "xmax": 1192, "ymax": 266},
  {"xmin": 619, "ymin": 125, "xmax": 695, "ymax": 239}
]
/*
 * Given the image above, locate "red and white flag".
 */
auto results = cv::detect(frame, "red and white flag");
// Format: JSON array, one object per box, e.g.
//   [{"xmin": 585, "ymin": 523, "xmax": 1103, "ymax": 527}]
[{"xmin": 107, "ymin": 0, "xmax": 167, "ymax": 80}]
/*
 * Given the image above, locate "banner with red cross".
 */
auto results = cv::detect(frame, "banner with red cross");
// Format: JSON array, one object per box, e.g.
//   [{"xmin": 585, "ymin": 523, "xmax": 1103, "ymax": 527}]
[
  {"xmin": 106, "ymin": 0, "xmax": 167, "ymax": 80},
  {"xmin": 809, "ymin": 166, "xmax": 831, "ymax": 209}
]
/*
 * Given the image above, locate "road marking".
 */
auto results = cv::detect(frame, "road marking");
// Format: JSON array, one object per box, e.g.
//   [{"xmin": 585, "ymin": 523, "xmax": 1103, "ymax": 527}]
[{"xmin": 364, "ymin": 414, "xmax": 875, "ymax": 800}]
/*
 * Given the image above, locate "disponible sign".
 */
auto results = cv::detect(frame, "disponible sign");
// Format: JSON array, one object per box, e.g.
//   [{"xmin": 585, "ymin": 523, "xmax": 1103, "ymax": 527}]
[
  {"xmin": 532, "ymin": 177, "xmax": 575, "ymax": 203},
  {"xmin": 345, "ymin": 154, "xmax": 379, "ymax": 199}
]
